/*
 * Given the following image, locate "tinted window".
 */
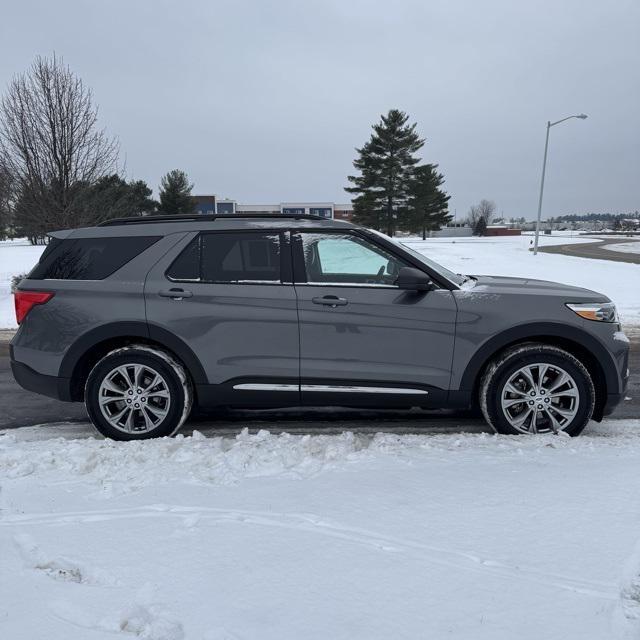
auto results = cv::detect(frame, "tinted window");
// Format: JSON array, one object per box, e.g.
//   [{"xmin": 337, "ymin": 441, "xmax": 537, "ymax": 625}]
[
  {"xmin": 300, "ymin": 232, "xmax": 408, "ymax": 285},
  {"xmin": 166, "ymin": 236, "xmax": 201, "ymax": 281},
  {"xmin": 29, "ymin": 236, "xmax": 160, "ymax": 280},
  {"xmin": 167, "ymin": 232, "xmax": 281, "ymax": 283}
]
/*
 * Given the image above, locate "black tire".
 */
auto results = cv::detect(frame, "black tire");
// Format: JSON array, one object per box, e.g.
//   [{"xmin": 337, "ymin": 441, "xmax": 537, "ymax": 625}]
[
  {"xmin": 480, "ymin": 344, "xmax": 595, "ymax": 436},
  {"xmin": 85, "ymin": 345, "xmax": 193, "ymax": 441}
]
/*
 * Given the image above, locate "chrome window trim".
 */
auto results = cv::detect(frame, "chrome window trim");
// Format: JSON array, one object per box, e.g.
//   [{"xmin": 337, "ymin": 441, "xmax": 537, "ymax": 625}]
[{"xmin": 294, "ymin": 282, "xmax": 398, "ymax": 289}]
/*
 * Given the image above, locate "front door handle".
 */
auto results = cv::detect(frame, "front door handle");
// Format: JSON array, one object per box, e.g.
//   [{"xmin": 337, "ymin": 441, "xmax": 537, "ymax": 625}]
[
  {"xmin": 312, "ymin": 295, "xmax": 348, "ymax": 307},
  {"xmin": 159, "ymin": 288, "xmax": 193, "ymax": 300}
]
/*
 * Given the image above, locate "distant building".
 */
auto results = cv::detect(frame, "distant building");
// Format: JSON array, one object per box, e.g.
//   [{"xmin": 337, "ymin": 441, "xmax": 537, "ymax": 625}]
[
  {"xmin": 194, "ymin": 196, "xmax": 352, "ymax": 220},
  {"xmin": 192, "ymin": 195, "xmax": 217, "ymax": 215},
  {"xmin": 334, "ymin": 204, "xmax": 355, "ymax": 221},
  {"xmin": 484, "ymin": 225, "xmax": 521, "ymax": 236}
]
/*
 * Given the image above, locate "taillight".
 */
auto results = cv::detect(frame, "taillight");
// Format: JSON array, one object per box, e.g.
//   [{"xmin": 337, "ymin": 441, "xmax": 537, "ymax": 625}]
[{"xmin": 14, "ymin": 291, "xmax": 54, "ymax": 324}]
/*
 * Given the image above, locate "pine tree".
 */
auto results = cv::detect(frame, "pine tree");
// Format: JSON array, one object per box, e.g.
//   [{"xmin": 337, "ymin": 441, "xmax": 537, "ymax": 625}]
[
  {"xmin": 0, "ymin": 164, "xmax": 13, "ymax": 240},
  {"xmin": 474, "ymin": 215, "xmax": 488, "ymax": 236},
  {"xmin": 401, "ymin": 164, "xmax": 451, "ymax": 240},
  {"xmin": 77, "ymin": 175, "xmax": 157, "ymax": 224},
  {"xmin": 346, "ymin": 109, "xmax": 424, "ymax": 236},
  {"xmin": 158, "ymin": 169, "xmax": 194, "ymax": 215}
]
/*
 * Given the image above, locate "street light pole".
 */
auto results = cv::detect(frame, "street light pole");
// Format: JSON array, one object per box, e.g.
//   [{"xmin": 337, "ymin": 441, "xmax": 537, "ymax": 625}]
[{"xmin": 533, "ymin": 114, "xmax": 588, "ymax": 255}]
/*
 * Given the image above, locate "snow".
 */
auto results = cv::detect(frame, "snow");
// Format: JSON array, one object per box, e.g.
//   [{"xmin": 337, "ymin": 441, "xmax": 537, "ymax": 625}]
[
  {"xmin": 605, "ymin": 241, "xmax": 640, "ymax": 255},
  {"xmin": 401, "ymin": 234, "xmax": 640, "ymax": 324},
  {"xmin": 0, "ymin": 239, "xmax": 45, "ymax": 329},
  {"xmin": 2, "ymin": 420, "xmax": 640, "ymax": 639}
]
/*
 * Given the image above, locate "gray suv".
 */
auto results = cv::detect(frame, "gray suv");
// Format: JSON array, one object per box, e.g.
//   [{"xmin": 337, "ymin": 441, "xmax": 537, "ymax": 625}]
[{"xmin": 11, "ymin": 213, "xmax": 629, "ymax": 440}]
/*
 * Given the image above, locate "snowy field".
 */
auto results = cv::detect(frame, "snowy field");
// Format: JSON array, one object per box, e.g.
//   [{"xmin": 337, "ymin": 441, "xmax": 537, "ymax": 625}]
[
  {"xmin": 2, "ymin": 421, "xmax": 640, "ymax": 639},
  {"xmin": 1, "ymin": 233, "xmax": 639, "ymax": 328},
  {"xmin": 605, "ymin": 241, "xmax": 640, "ymax": 255},
  {"xmin": 0, "ymin": 239, "xmax": 46, "ymax": 328}
]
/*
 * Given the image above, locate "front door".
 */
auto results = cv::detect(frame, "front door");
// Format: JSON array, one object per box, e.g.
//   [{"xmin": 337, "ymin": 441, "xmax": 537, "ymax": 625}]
[
  {"xmin": 292, "ymin": 230, "xmax": 457, "ymax": 407},
  {"xmin": 145, "ymin": 229, "xmax": 300, "ymax": 406}
]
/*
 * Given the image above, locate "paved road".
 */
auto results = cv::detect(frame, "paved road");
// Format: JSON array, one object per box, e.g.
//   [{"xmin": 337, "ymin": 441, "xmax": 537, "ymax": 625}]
[
  {"xmin": 538, "ymin": 237, "xmax": 640, "ymax": 264},
  {"xmin": 1, "ymin": 333, "xmax": 637, "ymax": 434}
]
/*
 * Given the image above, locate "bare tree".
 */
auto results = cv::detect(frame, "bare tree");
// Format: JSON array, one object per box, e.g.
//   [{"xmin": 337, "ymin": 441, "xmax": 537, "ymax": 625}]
[
  {"xmin": 466, "ymin": 204, "xmax": 482, "ymax": 229},
  {"xmin": 466, "ymin": 198, "xmax": 496, "ymax": 235},
  {"xmin": 476, "ymin": 199, "xmax": 496, "ymax": 222},
  {"xmin": 0, "ymin": 55, "xmax": 119, "ymax": 242}
]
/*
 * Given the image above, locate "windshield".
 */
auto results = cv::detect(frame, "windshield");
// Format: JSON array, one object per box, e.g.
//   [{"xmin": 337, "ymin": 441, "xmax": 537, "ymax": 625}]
[{"xmin": 366, "ymin": 229, "xmax": 466, "ymax": 286}]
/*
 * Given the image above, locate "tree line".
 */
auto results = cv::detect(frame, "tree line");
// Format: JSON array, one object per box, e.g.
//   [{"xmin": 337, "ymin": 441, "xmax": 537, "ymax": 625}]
[
  {"xmin": 0, "ymin": 56, "xmax": 196, "ymax": 243},
  {"xmin": 0, "ymin": 56, "xmax": 496, "ymax": 244}
]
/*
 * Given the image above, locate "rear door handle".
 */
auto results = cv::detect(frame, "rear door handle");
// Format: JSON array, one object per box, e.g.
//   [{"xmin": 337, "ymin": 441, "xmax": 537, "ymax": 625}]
[
  {"xmin": 312, "ymin": 295, "xmax": 348, "ymax": 307},
  {"xmin": 159, "ymin": 288, "xmax": 193, "ymax": 300}
]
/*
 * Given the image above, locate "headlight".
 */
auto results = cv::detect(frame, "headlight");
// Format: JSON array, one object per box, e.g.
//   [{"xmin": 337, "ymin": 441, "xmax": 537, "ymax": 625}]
[{"xmin": 566, "ymin": 302, "xmax": 618, "ymax": 323}]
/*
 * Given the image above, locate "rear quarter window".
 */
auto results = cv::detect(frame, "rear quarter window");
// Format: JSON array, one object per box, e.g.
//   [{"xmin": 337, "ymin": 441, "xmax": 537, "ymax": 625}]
[{"xmin": 29, "ymin": 236, "xmax": 160, "ymax": 280}]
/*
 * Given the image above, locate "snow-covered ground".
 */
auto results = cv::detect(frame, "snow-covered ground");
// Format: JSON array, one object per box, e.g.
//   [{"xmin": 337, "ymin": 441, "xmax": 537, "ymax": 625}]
[
  {"xmin": 605, "ymin": 241, "xmax": 640, "ymax": 255},
  {"xmin": 2, "ymin": 233, "xmax": 639, "ymax": 328},
  {"xmin": 1, "ymin": 421, "xmax": 640, "ymax": 639},
  {"xmin": 0, "ymin": 239, "xmax": 46, "ymax": 328}
]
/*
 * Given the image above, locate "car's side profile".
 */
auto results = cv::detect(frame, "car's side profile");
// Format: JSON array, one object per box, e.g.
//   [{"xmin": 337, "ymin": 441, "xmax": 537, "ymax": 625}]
[{"xmin": 11, "ymin": 214, "xmax": 629, "ymax": 440}]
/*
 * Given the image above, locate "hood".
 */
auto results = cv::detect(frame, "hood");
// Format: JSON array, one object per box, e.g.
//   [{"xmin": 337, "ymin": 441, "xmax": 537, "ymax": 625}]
[{"xmin": 462, "ymin": 275, "xmax": 610, "ymax": 302}]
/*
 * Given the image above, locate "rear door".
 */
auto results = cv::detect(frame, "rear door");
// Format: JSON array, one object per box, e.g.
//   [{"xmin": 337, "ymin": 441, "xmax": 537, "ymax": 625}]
[
  {"xmin": 292, "ymin": 230, "xmax": 457, "ymax": 407},
  {"xmin": 145, "ymin": 229, "xmax": 300, "ymax": 406}
]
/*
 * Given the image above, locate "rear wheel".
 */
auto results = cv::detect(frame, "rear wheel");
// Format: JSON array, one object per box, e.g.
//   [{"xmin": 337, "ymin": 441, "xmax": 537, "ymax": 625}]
[
  {"xmin": 480, "ymin": 344, "xmax": 594, "ymax": 436},
  {"xmin": 85, "ymin": 345, "xmax": 193, "ymax": 440}
]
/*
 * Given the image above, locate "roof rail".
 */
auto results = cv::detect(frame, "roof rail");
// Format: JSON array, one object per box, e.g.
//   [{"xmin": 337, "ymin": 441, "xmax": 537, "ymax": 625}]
[{"xmin": 98, "ymin": 212, "xmax": 327, "ymax": 226}]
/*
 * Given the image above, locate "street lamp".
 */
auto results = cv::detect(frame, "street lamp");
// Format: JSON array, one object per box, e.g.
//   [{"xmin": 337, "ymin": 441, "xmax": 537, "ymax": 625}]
[{"xmin": 533, "ymin": 113, "xmax": 588, "ymax": 255}]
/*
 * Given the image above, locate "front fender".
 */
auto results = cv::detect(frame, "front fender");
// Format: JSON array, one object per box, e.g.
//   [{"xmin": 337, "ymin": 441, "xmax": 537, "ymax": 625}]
[{"xmin": 455, "ymin": 321, "xmax": 622, "ymax": 396}]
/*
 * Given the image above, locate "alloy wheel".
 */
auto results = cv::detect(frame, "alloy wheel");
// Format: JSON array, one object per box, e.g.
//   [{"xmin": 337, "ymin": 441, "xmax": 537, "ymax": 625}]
[
  {"xmin": 500, "ymin": 363, "xmax": 580, "ymax": 434},
  {"xmin": 98, "ymin": 364, "xmax": 171, "ymax": 433}
]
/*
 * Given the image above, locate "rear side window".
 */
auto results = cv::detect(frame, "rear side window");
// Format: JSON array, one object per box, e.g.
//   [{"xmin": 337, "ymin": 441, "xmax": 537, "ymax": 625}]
[
  {"xmin": 29, "ymin": 236, "xmax": 160, "ymax": 280},
  {"xmin": 167, "ymin": 232, "xmax": 282, "ymax": 283}
]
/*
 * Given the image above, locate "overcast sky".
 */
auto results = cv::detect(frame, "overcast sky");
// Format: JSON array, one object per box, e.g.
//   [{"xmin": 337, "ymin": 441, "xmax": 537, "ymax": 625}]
[{"xmin": 1, "ymin": 0, "xmax": 638, "ymax": 219}]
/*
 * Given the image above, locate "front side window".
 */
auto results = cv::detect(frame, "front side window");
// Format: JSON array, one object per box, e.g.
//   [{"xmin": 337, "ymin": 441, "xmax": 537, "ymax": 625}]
[
  {"xmin": 167, "ymin": 232, "xmax": 282, "ymax": 283},
  {"xmin": 298, "ymin": 232, "xmax": 408, "ymax": 286}
]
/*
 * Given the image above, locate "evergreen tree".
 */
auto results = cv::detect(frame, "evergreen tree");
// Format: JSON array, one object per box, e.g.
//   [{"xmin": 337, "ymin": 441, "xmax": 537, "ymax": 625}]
[
  {"xmin": 78, "ymin": 175, "xmax": 157, "ymax": 224},
  {"xmin": 401, "ymin": 164, "xmax": 451, "ymax": 239},
  {"xmin": 159, "ymin": 169, "xmax": 194, "ymax": 215},
  {"xmin": 474, "ymin": 215, "xmax": 488, "ymax": 236},
  {"xmin": 346, "ymin": 109, "xmax": 424, "ymax": 236},
  {"xmin": 0, "ymin": 164, "xmax": 13, "ymax": 240}
]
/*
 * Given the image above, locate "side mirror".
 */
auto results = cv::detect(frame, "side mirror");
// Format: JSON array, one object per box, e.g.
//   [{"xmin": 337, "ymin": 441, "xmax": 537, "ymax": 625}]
[{"xmin": 395, "ymin": 267, "xmax": 433, "ymax": 291}]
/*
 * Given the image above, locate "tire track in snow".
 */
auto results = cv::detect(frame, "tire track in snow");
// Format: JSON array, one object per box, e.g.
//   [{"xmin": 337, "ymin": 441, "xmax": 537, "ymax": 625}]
[{"xmin": 2, "ymin": 504, "xmax": 616, "ymax": 600}]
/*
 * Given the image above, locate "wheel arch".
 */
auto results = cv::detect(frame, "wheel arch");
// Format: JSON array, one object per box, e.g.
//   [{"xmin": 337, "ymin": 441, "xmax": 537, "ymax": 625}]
[
  {"xmin": 60, "ymin": 322, "xmax": 208, "ymax": 402},
  {"xmin": 459, "ymin": 323, "xmax": 616, "ymax": 421}
]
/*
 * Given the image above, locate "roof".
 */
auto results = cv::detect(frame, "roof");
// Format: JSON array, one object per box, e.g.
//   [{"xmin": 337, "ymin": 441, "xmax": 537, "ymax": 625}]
[{"xmin": 59, "ymin": 213, "xmax": 355, "ymax": 238}]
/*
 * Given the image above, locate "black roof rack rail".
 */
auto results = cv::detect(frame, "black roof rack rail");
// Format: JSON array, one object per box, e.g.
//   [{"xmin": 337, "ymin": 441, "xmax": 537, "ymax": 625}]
[{"xmin": 98, "ymin": 212, "xmax": 327, "ymax": 226}]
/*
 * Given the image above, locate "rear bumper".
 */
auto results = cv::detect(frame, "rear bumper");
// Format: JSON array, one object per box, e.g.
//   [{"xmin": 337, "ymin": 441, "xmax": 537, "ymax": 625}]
[{"xmin": 11, "ymin": 359, "xmax": 73, "ymax": 402}]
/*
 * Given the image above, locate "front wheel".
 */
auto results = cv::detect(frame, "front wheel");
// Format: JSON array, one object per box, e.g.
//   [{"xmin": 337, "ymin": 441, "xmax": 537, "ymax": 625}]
[
  {"xmin": 480, "ymin": 344, "xmax": 595, "ymax": 436},
  {"xmin": 85, "ymin": 345, "xmax": 193, "ymax": 440}
]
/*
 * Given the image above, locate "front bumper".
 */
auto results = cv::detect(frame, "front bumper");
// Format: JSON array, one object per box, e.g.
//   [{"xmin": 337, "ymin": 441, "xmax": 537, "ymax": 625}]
[
  {"xmin": 11, "ymin": 359, "xmax": 73, "ymax": 402},
  {"xmin": 600, "ymin": 365, "xmax": 630, "ymax": 418}
]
